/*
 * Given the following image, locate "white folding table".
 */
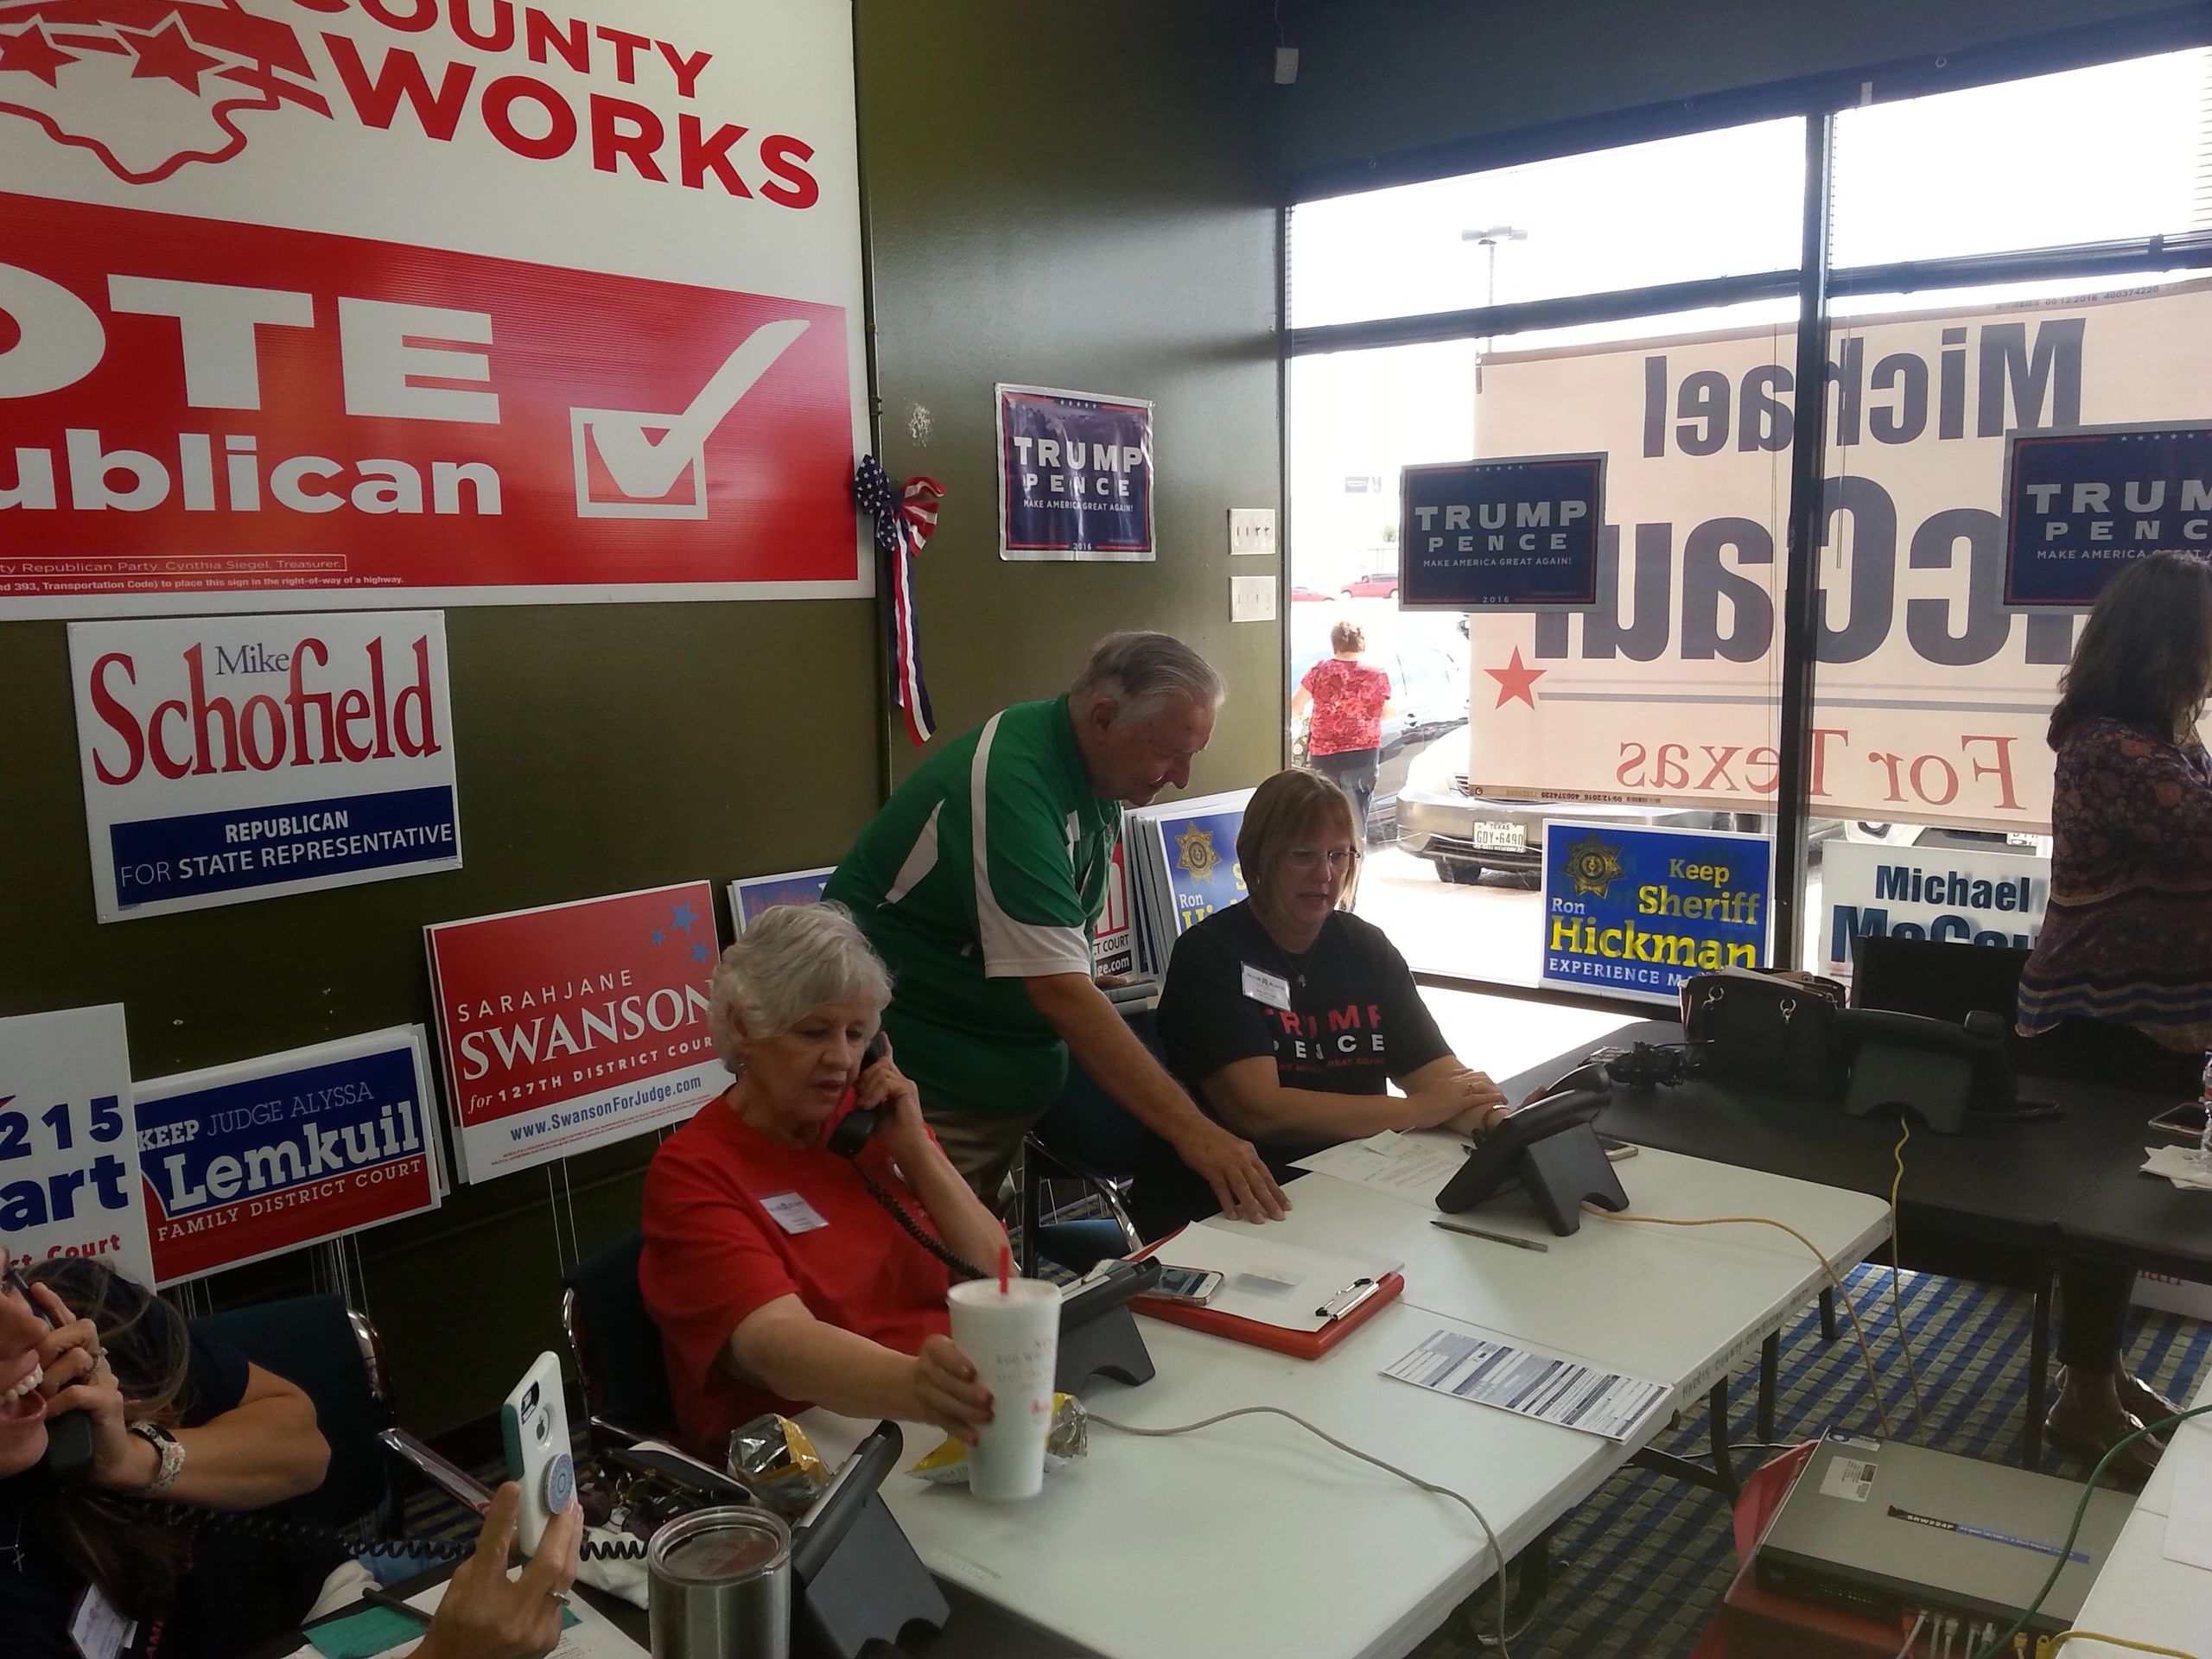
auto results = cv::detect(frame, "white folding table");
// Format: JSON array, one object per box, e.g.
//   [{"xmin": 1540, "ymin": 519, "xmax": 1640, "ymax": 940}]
[{"xmin": 804, "ymin": 1146, "xmax": 1891, "ymax": 1659}]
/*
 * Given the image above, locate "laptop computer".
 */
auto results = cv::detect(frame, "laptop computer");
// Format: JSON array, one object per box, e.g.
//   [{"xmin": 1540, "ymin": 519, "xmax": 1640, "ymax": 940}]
[{"xmin": 1754, "ymin": 1435, "xmax": 2134, "ymax": 1633}]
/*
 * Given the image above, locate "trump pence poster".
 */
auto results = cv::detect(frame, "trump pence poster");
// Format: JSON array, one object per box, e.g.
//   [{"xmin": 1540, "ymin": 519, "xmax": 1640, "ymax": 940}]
[
  {"xmin": 426, "ymin": 880, "xmax": 721, "ymax": 1181},
  {"xmin": 0, "ymin": 0, "xmax": 868, "ymax": 613},
  {"xmin": 68, "ymin": 610, "xmax": 461, "ymax": 920},
  {"xmin": 135, "ymin": 1026, "xmax": 444, "ymax": 1285}
]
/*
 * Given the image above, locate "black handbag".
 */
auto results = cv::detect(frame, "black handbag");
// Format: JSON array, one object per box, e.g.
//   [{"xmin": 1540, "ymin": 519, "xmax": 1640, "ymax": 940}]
[{"xmin": 1679, "ymin": 967, "xmax": 1847, "ymax": 1099}]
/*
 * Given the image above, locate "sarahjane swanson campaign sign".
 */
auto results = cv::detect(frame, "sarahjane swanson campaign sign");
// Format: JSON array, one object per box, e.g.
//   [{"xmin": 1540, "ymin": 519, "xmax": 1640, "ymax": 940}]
[
  {"xmin": 0, "ymin": 1005, "xmax": 150, "ymax": 1287},
  {"xmin": 1400, "ymin": 454, "xmax": 1605, "ymax": 611},
  {"xmin": 426, "ymin": 882, "xmax": 723, "ymax": 1182},
  {"xmin": 2002, "ymin": 423, "xmax": 2212, "ymax": 609},
  {"xmin": 133, "ymin": 1028, "xmax": 443, "ymax": 1286},
  {"xmin": 68, "ymin": 612, "xmax": 461, "ymax": 923},
  {"xmin": 1541, "ymin": 823, "xmax": 1772, "ymax": 1006},
  {"xmin": 996, "ymin": 384, "xmax": 1154, "ymax": 562},
  {"xmin": 0, "ymin": 0, "xmax": 870, "ymax": 614}
]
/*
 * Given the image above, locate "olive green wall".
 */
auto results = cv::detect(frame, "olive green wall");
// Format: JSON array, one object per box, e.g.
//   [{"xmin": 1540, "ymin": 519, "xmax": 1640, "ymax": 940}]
[
  {"xmin": 0, "ymin": 1, "xmax": 1282, "ymax": 1436},
  {"xmin": 1277, "ymin": 0, "xmax": 2198, "ymax": 181},
  {"xmin": 858, "ymin": 2, "xmax": 1284, "ymax": 790}
]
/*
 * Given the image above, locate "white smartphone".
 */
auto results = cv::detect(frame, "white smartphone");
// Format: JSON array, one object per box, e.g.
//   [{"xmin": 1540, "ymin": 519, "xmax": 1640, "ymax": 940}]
[
  {"xmin": 499, "ymin": 1351, "xmax": 575, "ymax": 1554},
  {"xmin": 1150, "ymin": 1265, "xmax": 1225, "ymax": 1306}
]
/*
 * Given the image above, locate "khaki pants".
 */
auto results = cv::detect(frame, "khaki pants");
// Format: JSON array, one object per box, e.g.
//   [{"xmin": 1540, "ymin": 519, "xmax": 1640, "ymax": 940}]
[{"xmin": 923, "ymin": 1103, "xmax": 1046, "ymax": 1214}]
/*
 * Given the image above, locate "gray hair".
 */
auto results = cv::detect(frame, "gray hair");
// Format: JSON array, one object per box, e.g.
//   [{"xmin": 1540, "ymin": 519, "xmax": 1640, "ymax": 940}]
[
  {"xmin": 709, "ymin": 901, "xmax": 892, "ymax": 1075},
  {"xmin": 1069, "ymin": 631, "xmax": 1225, "ymax": 724}
]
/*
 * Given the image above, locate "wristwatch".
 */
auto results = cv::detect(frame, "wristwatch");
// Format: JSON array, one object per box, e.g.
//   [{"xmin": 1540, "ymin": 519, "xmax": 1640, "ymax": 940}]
[{"xmin": 126, "ymin": 1421, "xmax": 186, "ymax": 1493}]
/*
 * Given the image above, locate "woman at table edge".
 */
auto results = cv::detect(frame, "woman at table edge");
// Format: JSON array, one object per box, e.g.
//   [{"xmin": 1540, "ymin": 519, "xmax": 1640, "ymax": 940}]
[
  {"xmin": 641, "ymin": 902, "xmax": 1011, "ymax": 1459},
  {"xmin": 2017, "ymin": 550, "xmax": 2212, "ymax": 1478},
  {"xmin": 1128, "ymin": 767, "xmax": 1513, "ymax": 1238}
]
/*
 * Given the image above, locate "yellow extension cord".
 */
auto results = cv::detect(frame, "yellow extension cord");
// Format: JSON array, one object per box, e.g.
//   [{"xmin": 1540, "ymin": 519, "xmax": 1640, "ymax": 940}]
[
  {"xmin": 1586, "ymin": 1205, "xmax": 1897, "ymax": 1440},
  {"xmin": 2038, "ymin": 1635, "xmax": 2201, "ymax": 1659}
]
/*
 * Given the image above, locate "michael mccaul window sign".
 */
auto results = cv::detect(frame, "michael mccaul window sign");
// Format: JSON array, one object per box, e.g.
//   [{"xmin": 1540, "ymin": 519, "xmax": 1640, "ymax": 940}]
[
  {"xmin": 68, "ymin": 611, "xmax": 461, "ymax": 923},
  {"xmin": 0, "ymin": 0, "xmax": 870, "ymax": 613}
]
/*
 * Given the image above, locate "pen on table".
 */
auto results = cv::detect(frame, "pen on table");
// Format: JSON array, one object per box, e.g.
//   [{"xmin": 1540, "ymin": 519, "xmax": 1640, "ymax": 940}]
[
  {"xmin": 1431, "ymin": 1215, "xmax": 1550, "ymax": 1254},
  {"xmin": 362, "ymin": 1587, "xmax": 437, "ymax": 1629}
]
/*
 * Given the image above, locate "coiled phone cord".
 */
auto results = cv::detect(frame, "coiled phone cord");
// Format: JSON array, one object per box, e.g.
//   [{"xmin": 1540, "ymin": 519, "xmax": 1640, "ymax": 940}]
[{"xmin": 855, "ymin": 1165, "xmax": 985, "ymax": 1281}]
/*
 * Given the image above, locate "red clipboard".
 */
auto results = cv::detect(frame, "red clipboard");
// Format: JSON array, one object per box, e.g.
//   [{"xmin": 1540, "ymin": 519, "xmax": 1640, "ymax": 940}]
[{"xmin": 1128, "ymin": 1235, "xmax": 1404, "ymax": 1360}]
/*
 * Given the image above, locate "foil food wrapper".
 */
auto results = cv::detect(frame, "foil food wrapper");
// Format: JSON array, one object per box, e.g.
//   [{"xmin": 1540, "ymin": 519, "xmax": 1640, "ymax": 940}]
[
  {"xmin": 726, "ymin": 1413, "xmax": 831, "ymax": 1515},
  {"xmin": 908, "ymin": 1393, "xmax": 1089, "ymax": 1485}
]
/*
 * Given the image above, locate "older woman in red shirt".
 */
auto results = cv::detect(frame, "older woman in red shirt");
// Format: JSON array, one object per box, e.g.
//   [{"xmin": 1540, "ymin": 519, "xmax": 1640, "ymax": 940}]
[
  {"xmin": 1294, "ymin": 620, "xmax": 1396, "ymax": 846},
  {"xmin": 641, "ymin": 902, "xmax": 1011, "ymax": 1459}
]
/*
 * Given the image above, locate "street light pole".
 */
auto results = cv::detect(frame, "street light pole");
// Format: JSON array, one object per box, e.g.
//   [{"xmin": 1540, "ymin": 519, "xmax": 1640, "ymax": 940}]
[{"xmin": 1459, "ymin": 225, "xmax": 1527, "ymax": 404}]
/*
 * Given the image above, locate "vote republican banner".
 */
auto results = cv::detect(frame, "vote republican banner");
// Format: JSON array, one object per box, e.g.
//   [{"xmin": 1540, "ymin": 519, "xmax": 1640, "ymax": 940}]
[
  {"xmin": 425, "ymin": 881, "xmax": 721, "ymax": 1181},
  {"xmin": 134, "ymin": 1027, "xmax": 444, "ymax": 1285},
  {"xmin": 0, "ymin": 1004, "xmax": 149, "ymax": 1285},
  {"xmin": 0, "ymin": 0, "xmax": 869, "ymax": 614}
]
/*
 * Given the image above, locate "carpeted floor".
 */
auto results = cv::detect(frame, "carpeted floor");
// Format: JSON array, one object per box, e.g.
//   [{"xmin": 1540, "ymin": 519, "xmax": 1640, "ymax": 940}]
[
  {"xmin": 1414, "ymin": 1265, "xmax": 2212, "ymax": 1659},
  {"xmin": 394, "ymin": 1265, "xmax": 2209, "ymax": 1657}
]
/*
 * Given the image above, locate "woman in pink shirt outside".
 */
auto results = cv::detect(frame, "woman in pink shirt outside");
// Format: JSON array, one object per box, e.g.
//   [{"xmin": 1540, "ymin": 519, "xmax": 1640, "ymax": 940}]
[{"xmin": 1292, "ymin": 620, "xmax": 1396, "ymax": 847}]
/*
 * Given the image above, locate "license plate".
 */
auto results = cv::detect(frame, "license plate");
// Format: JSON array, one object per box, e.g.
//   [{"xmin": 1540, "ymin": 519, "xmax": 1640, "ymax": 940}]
[{"xmin": 1468, "ymin": 821, "xmax": 1527, "ymax": 851}]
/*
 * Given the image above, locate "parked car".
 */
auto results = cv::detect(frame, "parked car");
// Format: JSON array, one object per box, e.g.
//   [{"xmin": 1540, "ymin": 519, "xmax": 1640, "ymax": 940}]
[
  {"xmin": 1289, "ymin": 631, "xmax": 1466, "ymax": 840},
  {"xmin": 1395, "ymin": 737, "xmax": 1751, "ymax": 884},
  {"xmin": 1289, "ymin": 584, "xmax": 1332, "ymax": 602},
  {"xmin": 1340, "ymin": 571, "xmax": 1400, "ymax": 599}
]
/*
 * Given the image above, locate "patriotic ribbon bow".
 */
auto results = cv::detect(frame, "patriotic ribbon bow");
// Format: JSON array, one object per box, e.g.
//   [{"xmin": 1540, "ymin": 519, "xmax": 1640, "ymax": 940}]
[{"xmin": 854, "ymin": 456, "xmax": 945, "ymax": 746}]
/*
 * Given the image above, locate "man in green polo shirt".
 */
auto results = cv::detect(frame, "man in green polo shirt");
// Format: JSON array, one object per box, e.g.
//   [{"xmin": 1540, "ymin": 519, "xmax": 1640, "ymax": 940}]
[{"xmin": 825, "ymin": 632, "xmax": 1288, "ymax": 1224}]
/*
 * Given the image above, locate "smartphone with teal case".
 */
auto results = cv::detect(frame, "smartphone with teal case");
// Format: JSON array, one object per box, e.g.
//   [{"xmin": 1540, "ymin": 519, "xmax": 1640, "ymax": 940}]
[{"xmin": 499, "ymin": 1351, "xmax": 575, "ymax": 1555}]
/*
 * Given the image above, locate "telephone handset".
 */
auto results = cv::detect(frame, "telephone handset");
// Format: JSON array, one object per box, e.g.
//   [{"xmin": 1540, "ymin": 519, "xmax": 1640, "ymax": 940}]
[
  {"xmin": 825, "ymin": 1032, "xmax": 892, "ymax": 1158},
  {"xmin": 6, "ymin": 1266, "xmax": 95, "ymax": 1483},
  {"xmin": 821, "ymin": 1033, "xmax": 983, "ymax": 1281}
]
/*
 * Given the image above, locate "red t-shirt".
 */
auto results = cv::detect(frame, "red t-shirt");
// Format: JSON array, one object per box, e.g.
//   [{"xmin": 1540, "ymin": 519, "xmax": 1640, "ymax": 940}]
[
  {"xmin": 640, "ymin": 1090, "xmax": 953, "ymax": 1458},
  {"xmin": 1301, "ymin": 658, "xmax": 1392, "ymax": 756}
]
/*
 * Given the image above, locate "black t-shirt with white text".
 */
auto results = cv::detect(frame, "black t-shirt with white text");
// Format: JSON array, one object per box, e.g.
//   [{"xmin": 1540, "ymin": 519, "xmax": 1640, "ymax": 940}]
[{"xmin": 1130, "ymin": 902, "xmax": 1451, "ymax": 1236}]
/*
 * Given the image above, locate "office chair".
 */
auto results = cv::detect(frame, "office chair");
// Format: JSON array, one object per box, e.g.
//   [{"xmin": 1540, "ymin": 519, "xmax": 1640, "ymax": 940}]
[
  {"xmin": 1850, "ymin": 935, "xmax": 2031, "ymax": 1027},
  {"xmin": 193, "ymin": 1293, "xmax": 491, "ymax": 1541},
  {"xmin": 1018, "ymin": 1009, "xmax": 1161, "ymax": 1275},
  {"xmin": 561, "ymin": 1230, "xmax": 677, "ymax": 1447}
]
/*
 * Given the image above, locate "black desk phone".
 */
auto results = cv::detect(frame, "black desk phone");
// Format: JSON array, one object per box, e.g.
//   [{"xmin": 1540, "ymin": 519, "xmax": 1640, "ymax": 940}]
[
  {"xmin": 823, "ymin": 1033, "xmax": 984, "ymax": 1281},
  {"xmin": 1435, "ymin": 1089, "xmax": 1630, "ymax": 1236}
]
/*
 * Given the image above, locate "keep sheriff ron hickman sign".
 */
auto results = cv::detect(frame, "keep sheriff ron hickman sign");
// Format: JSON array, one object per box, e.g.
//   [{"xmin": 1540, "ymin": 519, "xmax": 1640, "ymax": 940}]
[{"xmin": 1400, "ymin": 454, "xmax": 1606, "ymax": 610}]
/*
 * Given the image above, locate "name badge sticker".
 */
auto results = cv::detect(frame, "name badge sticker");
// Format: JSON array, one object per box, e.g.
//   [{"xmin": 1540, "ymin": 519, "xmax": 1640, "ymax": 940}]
[
  {"xmin": 68, "ymin": 1585, "xmax": 137, "ymax": 1659},
  {"xmin": 1241, "ymin": 963, "xmax": 1293, "ymax": 1011},
  {"xmin": 762, "ymin": 1192, "xmax": 830, "ymax": 1235}
]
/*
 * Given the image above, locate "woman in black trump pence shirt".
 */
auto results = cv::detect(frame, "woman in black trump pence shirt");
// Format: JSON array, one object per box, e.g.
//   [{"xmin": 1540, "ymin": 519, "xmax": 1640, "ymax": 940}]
[{"xmin": 1128, "ymin": 769, "xmax": 1514, "ymax": 1239}]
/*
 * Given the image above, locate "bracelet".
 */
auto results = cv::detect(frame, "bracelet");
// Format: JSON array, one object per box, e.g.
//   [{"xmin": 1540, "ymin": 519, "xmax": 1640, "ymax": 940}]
[{"xmin": 127, "ymin": 1421, "xmax": 185, "ymax": 1493}]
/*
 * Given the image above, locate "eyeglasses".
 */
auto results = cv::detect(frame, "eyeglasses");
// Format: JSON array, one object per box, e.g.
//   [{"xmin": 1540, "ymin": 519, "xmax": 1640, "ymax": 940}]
[{"xmin": 1284, "ymin": 847, "xmax": 1355, "ymax": 870}]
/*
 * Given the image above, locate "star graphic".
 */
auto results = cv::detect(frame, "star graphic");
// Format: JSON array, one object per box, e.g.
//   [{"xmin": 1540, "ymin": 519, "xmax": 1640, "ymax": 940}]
[
  {"xmin": 120, "ymin": 14, "xmax": 225, "ymax": 94},
  {"xmin": 650, "ymin": 930, "xmax": 665, "ymax": 946},
  {"xmin": 0, "ymin": 21, "xmax": 77, "ymax": 87},
  {"xmin": 1484, "ymin": 646, "xmax": 1548, "ymax": 709},
  {"xmin": 670, "ymin": 901, "xmax": 698, "ymax": 935},
  {"xmin": 691, "ymin": 943, "xmax": 711, "ymax": 964},
  {"xmin": 1560, "ymin": 832, "xmax": 1625, "ymax": 899}
]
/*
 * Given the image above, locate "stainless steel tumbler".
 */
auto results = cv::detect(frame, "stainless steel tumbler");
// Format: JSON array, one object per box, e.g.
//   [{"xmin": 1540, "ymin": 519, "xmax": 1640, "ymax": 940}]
[{"xmin": 647, "ymin": 1505, "xmax": 792, "ymax": 1659}]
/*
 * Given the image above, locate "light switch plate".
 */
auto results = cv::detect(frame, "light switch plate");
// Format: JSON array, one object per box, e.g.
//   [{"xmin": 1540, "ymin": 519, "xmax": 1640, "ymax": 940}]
[
  {"xmin": 1228, "ymin": 507, "xmax": 1276, "ymax": 556},
  {"xmin": 1230, "ymin": 575, "xmax": 1277, "ymax": 623}
]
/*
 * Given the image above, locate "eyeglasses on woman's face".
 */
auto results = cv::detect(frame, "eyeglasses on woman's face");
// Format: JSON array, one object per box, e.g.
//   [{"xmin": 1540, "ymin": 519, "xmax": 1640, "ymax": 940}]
[{"xmin": 1283, "ymin": 845, "xmax": 1355, "ymax": 871}]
